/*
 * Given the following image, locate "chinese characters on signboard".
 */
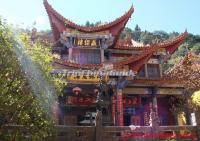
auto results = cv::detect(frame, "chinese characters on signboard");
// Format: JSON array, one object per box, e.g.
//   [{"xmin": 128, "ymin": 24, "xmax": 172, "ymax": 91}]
[
  {"xmin": 67, "ymin": 75, "xmax": 109, "ymax": 82},
  {"xmin": 74, "ymin": 38, "xmax": 100, "ymax": 47},
  {"xmin": 67, "ymin": 96, "xmax": 96, "ymax": 105},
  {"xmin": 66, "ymin": 96, "xmax": 141, "ymax": 106},
  {"xmin": 67, "ymin": 75, "xmax": 101, "ymax": 82},
  {"xmin": 123, "ymin": 96, "xmax": 141, "ymax": 107}
]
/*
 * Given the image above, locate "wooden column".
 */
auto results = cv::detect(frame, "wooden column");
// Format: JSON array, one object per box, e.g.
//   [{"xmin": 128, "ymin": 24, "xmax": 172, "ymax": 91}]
[
  {"xmin": 111, "ymin": 96, "xmax": 116, "ymax": 125},
  {"xmin": 159, "ymin": 64, "xmax": 163, "ymax": 77},
  {"xmin": 100, "ymin": 49, "xmax": 104, "ymax": 63},
  {"xmin": 117, "ymin": 89, "xmax": 124, "ymax": 126},
  {"xmin": 184, "ymin": 92, "xmax": 192, "ymax": 125},
  {"xmin": 145, "ymin": 63, "xmax": 148, "ymax": 78},
  {"xmin": 195, "ymin": 111, "xmax": 200, "ymax": 125},
  {"xmin": 151, "ymin": 88, "xmax": 159, "ymax": 141},
  {"xmin": 196, "ymin": 126, "xmax": 200, "ymax": 141},
  {"xmin": 68, "ymin": 48, "xmax": 72, "ymax": 61},
  {"xmin": 152, "ymin": 96, "xmax": 158, "ymax": 119},
  {"xmin": 95, "ymin": 111, "xmax": 102, "ymax": 141}
]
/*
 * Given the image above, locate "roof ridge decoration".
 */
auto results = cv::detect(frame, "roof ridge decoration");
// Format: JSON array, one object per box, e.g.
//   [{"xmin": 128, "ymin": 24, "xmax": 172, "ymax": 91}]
[
  {"xmin": 114, "ymin": 31, "xmax": 188, "ymax": 54},
  {"xmin": 165, "ymin": 52, "xmax": 200, "ymax": 91},
  {"xmin": 166, "ymin": 52, "xmax": 200, "ymax": 75},
  {"xmin": 44, "ymin": 0, "xmax": 134, "ymax": 43},
  {"xmin": 115, "ymin": 31, "xmax": 188, "ymax": 48}
]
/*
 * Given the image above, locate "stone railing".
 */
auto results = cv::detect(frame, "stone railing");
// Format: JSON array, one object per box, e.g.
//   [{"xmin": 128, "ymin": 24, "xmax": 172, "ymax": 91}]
[
  {"xmin": 2, "ymin": 124, "xmax": 200, "ymax": 141},
  {"xmin": 2, "ymin": 112, "xmax": 200, "ymax": 141}
]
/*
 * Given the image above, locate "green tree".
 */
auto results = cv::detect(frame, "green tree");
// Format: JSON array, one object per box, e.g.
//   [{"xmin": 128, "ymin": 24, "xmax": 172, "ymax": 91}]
[
  {"xmin": 133, "ymin": 24, "xmax": 141, "ymax": 41},
  {"xmin": 191, "ymin": 43, "xmax": 200, "ymax": 54},
  {"xmin": 19, "ymin": 32, "xmax": 64, "ymax": 94},
  {"xmin": 174, "ymin": 44, "xmax": 188, "ymax": 57},
  {"xmin": 95, "ymin": 21, "xmax": 101, "ymax": 26},
  {"xmin": 153, "ymin": 30, "xmax": 169, "ymax": 43},
  {"xmin": 120, "ymin": 27, "xmax": 133, "ymax": 39},
  {"xmin": 85, "ymin": 21, "xmax": 95, "ymax": 27},
  {"xmin": 85, "ymin": 21, "xmax": 90, "ymax": 27},
  {"xmin": 0, "ymin": 18, "xmax": 54, "ymax": 141},
  {"xmin": 192, "ymin": 91, "xmax": 200, "ymax": 107},
  {"xmin": 140, "ymin": 31, "xmax": 154, "ymax": 44}
]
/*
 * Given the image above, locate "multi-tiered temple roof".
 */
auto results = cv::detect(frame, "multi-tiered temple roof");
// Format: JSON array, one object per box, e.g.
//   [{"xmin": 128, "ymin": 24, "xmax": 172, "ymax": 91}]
[{"xmin": 44, "ymin": 0, "xmax": 188, "ymax": 74}]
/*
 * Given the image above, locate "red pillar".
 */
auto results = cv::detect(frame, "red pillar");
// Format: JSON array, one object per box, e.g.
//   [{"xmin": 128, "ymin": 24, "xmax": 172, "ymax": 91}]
[
  {"xmin": 111, "ymin": 96, "xmax": 116, "ymax": 125},
  {"xmin": 117, "ymin": 89, "xmax": 124, "ymax": 126}
]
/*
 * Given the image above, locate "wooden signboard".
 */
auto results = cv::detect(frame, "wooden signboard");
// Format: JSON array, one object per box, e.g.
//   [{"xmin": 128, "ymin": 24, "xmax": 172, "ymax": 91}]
[
  {"xmin": 67, "ymin": 75, "xmax": 109, "ymax": 82},
  {"xmin": 74, "ymin": 38, "xmax": 100, "ymax": 47}
]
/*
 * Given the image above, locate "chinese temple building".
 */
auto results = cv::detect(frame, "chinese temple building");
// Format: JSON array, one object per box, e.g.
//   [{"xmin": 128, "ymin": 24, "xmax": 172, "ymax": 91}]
[{"xmin": 44, "ymin": 0, "xmax": 190, "ymax": 127}]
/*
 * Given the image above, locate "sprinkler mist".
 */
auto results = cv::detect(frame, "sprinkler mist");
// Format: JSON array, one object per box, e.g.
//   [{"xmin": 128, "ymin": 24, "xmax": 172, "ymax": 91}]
[{"xmin": 12, "ymin": 36, "xmax": 57, "ymax": 119}]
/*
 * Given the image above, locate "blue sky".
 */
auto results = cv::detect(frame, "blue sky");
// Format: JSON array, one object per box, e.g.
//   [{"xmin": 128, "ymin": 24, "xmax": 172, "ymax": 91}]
[{"xmin": 0, "ymin": 0, "xmax": 199, "ymax": 35}]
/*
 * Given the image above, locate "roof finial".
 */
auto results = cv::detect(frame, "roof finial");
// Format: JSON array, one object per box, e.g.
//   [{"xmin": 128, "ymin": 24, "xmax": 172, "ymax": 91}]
[
  {"xmin": 130, "ymin": 4, "xmax": 134, "ymax": 12},
  {"xmin": 131, "ymin": 3, "xmax": 134, "ymax": 8}
]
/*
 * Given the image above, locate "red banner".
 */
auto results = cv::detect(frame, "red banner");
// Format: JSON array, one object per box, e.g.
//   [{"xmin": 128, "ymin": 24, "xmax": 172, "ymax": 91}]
[
  {"xmin": 123, "ymin": 96, "xmax": 141, "ymax": 107},
  {"xmin": 66, "ymin": 96, "xmax": 140, "ymax": 107},
  {"xmin": 67, "ymin": 96, "xmax": 96, "ymax": 105},
  {"xmin": 117, "ymin": 89, "xmax": 124, "ymax": 126}
]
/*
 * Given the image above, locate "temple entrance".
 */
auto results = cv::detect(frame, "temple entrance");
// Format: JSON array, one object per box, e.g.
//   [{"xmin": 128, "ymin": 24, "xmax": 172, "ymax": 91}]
[
  {"xmin": 124, "ymin": 114, "xmax": 142, "ymax": 126},
  {"xmin": 124, "ymin": 114, "xmax": 131, "ymax": 126}
]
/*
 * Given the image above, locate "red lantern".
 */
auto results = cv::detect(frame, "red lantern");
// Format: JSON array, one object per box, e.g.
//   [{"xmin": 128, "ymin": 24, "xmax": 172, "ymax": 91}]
[
  {"xmin": 72, "ymin": 87, "xmax": 82, "ymax": 95},
  {"xmin": 94, "ymin": 89, "xmax": 99, "ymax": 96}
]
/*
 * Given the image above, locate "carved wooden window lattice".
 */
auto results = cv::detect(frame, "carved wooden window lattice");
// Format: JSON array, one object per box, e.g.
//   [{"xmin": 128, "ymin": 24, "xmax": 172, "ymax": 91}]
[
  {"xmin": 147, "ymin": 64, "xmax": 160, "ymax": 78},
  {"xmin": 72, "ymin": 48, "xmax": 101, "ymax": 64}
]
